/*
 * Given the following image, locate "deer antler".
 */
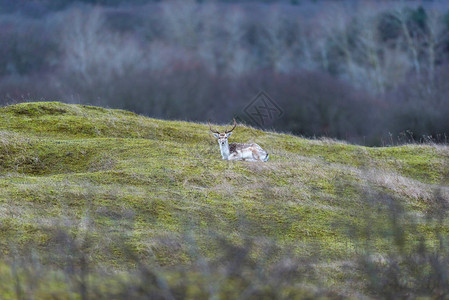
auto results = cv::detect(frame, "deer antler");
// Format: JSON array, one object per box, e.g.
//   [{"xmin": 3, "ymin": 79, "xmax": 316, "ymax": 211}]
[
  {"xmin": 225, "ymin": 118, "xmax": 237, "ymax": 133},
  {"xmin": 208, "ymin": 120, "xmax": 220, "ymax": 134}
]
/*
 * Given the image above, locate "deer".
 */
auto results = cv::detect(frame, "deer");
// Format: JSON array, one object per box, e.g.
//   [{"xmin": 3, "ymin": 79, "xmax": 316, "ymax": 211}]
[{"xmin": 209, "ymin": 119, "xmax": 269, "ymax": 162}]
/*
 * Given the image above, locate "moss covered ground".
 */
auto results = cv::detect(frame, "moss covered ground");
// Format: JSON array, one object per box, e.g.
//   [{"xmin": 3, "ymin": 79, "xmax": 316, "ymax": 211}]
[{"xmin": 0, "ymin": 102, "xmax": 448, "ymax": 297}]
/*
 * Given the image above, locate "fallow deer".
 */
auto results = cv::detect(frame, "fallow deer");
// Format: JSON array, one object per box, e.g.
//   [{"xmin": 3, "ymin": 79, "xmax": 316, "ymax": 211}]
[{"xmin": 209, "ymin": 119, "xmax": 269, "ymax": 162}]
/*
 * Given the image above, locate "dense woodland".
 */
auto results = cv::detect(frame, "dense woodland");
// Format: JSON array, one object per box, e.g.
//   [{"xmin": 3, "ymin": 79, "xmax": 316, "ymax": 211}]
[{"xmin": 1, "ymin": 0, "xmax": 449, "ymax": 145}]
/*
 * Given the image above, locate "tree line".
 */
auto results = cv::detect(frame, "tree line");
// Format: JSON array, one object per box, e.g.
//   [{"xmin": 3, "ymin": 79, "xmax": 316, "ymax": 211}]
[{"xmin": 1, "ymin": 0, "xmax": 449, "ymax": 145}]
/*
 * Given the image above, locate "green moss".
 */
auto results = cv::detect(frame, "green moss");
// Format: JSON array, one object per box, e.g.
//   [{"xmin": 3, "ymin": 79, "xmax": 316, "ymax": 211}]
[{"xmin": 0, "ymin": 101, "xmax": 447, "ymax": 270}]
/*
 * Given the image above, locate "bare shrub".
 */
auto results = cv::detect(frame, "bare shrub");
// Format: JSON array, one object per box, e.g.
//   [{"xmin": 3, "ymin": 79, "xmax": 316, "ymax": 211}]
[
  {"xmin": 355, "ymin": 188, "xmax": 449, "ymax": 299},
  {"xmin": 1, "ymin": 1, "xmax": 449, "ymax": 145}
]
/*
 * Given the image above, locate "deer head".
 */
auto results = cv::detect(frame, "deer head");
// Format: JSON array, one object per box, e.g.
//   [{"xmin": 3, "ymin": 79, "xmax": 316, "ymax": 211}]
[{"xmin": 209, "ymin": 119, "xmax": 237, "ymax": 146}]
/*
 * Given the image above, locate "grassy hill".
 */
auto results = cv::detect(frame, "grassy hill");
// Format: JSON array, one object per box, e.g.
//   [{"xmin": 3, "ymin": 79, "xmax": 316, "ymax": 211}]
[{"xmin": 0, "ymin": 101, "xmax": 448, "ymax": 298}]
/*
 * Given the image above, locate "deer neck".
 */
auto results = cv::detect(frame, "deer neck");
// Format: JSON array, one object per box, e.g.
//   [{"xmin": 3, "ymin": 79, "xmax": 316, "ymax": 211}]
[{"xmin": 220, "ymin": 140, "xmax": 230, "ymax": 160}]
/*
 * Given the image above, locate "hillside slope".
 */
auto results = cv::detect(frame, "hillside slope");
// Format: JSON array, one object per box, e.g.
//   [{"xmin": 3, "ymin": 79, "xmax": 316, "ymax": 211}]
[{"xmin": 0, "ymin": 102, "xmax": 448, "ymax": 296}]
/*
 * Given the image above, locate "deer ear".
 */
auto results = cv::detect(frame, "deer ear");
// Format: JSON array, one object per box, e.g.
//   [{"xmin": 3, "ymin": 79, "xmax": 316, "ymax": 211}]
[
  {"xmin": 226, "ymin": 132, "xmax": 232, "ymax": 137},
  {"xmin": 213, "ymin": 133, "xmax": 219, "ymax": 138}
]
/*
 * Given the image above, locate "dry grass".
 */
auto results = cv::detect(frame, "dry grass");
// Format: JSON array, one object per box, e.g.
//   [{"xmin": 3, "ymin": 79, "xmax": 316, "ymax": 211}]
[{"xmin": 0, "ymin": 102, "xmax": 448, "ymax": 298}]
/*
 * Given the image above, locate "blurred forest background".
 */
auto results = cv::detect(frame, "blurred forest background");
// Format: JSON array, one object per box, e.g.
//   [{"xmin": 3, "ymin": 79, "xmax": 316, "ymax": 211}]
[{"xmin": 1, "ymin": 0, "xmax": 449, "ymax": 145}]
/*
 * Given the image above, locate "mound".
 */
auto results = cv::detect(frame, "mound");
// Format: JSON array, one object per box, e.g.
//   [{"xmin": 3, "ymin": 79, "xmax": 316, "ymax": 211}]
[{"xmin": 0, "ymin": 101, "xmax": 447, "ymax": 280}]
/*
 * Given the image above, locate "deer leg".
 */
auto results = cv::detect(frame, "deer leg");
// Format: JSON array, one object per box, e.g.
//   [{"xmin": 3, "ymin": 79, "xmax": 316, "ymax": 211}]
[{"xmin": 228, "ymin": 153, "xmax": 239, "ymax": 160}]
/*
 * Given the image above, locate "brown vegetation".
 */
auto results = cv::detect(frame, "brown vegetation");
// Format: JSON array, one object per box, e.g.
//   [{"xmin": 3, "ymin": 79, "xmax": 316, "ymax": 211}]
[{"xmin": 1, "ymin": 0, "xmax": 449, "ymax": 145}]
